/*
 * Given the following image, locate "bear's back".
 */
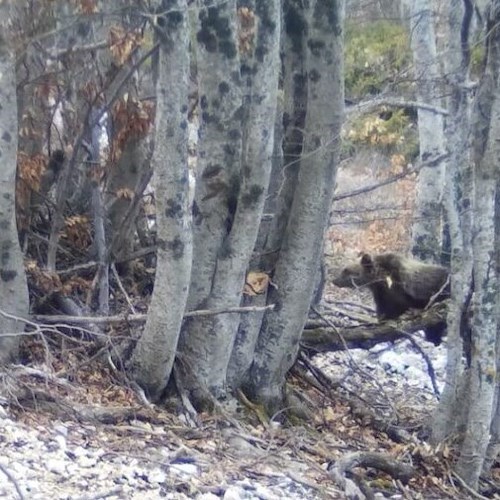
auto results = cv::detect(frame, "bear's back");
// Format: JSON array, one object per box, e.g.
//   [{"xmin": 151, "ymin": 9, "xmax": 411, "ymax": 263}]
[{"xmin": 332, "ymin": 252, "xmax": 449, "ymax": 319}]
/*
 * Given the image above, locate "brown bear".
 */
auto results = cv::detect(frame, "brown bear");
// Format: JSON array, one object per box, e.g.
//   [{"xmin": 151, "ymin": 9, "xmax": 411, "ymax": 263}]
[{"xmin": 332, "ymin": 253, "xmax": 450, "ymax": 344}]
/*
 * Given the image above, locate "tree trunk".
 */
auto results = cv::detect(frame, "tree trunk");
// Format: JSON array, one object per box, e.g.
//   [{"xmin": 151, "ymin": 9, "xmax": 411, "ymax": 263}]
[
  {"xmin": 176, "ymin": 0, "xmax": 242, "ymax": 402},
  {"xmin": 0, "ymin": 10, "xmax": 30, "ymax": 363},
  {"xmin": 246, "ymin": 0, "xmax": 345, "ymax": 410},
  {"xmin": 129, "ymin": 0, "xmax": 192, "ymax": 401},
  {"xmin": 47, "ymin": 0, "xmax": 96, "ymax": 271},
  {"xmin": 431, "ymin": 0, "xmax": 474, "ymax": 443},
  {"xmin": 406, "ymin": 0, "xmax": 446, "ymax": 263},
  {"xmin": 179, "ymin": 1, "xmax": 281, "ymax": 404},
  {"xmin": 454, "ymin": 1, "xmax": 500, "ymax": 486},
  {"xmin": 432, "ymin": 0, "xmax": 500, "ymax": 488},
  {"xmin": 226, "ymin": 0, "xmax": 310, "ymax": 388}
]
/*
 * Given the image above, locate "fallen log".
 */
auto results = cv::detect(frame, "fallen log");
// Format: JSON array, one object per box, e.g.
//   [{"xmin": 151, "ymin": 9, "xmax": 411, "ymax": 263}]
[{"xmin": 302, "ymin": 301, "xmax": 448, "ymax": 353}]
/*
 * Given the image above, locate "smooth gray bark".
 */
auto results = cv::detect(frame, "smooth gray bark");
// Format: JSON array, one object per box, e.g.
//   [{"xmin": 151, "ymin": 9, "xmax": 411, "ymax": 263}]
[
  {"xmin": 178, "ymin": 0, "xmax": 242, "ymax": 401},
  {"xmin": 407, "ymin": 0, "xmax": 446, "ymax": 263},
  {"xmin": 431, "ymin": 0, "xmax": 500, "ymax": 488},
  {"xmin": 432, "ymin": 0, "xmax": 474, "ymax": 443},
  {"xmin": 183, "ymin": 0, "xmax": 242, "ymax": 314},
  {"xmin": 226, "ymin": 0, "xmax": 310, "ymax": 388},
  {"xmin": 0, "ymin": 12, "xmax": 30, "ymax": 363},
  {"xmin": 454, "ymin": 1, "xmax": 500, "ymax": 486},
  {"xmin": 130, "ymin": 0, "xmax": 192, "ymax": 401},
  {"xmin": 180, "ymin": 0, "xmax": 281, "ymax": 401},
  {"xmin": 247, "ymin": 0, "xmax": 345, "ymax": 409},
  {"xmin": 263, "ymin": 0, "xmax": 309, "ymax": 261}
]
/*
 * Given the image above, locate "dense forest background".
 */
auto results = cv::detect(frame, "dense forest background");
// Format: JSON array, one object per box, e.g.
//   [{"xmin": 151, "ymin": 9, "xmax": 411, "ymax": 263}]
[{"xmin": 0, "ymin": 0, "xmax": 498, "ymax": 498}]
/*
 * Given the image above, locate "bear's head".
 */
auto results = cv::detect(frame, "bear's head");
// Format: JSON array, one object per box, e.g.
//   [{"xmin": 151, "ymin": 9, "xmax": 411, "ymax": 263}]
[{"xmin": 331, "ymin": 253, "xmax": 380, "ymax": 288}]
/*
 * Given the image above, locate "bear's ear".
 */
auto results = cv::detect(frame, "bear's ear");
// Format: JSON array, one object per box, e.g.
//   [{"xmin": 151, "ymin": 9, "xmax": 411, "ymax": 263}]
[{"xmin": 360, "ymin": 253, "xmax": 373, "ymax": 269}]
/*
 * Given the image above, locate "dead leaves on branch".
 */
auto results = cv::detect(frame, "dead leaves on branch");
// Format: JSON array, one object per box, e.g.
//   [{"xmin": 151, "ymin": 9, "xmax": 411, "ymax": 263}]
[
  {"xmin": 62, "ymin": 215, "xmax": 92, "ymax": 250},
  {"xmin": 26, "ymin": 260, "xmax": 91, "ymax": 299},
  {"xmin": 16, "ymin": 153, "xmax": 51, "ymax": 234},
  {"xmin": 17, "ymin": 153, "xmax": 46, "ymax": 194},
  {"xmin": 110, "ymin": 96, "xmax": 154, "ymax": 162},
  {"xmin": 26, "ymin": 260, "xmax": 63, "ymax": 295},
  {"xmin": 108, "ymin": 26, "xmax": 143, "ymax": 66}
]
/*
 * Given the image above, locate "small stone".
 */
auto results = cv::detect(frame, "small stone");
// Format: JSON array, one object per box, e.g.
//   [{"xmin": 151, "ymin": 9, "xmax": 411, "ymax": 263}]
[
  {"xmin": 170, "ymin": 462, "xmax": 198, "ymax": 477},
  {"xmin": 45, "ymin": 458, "xmax": 67, "ymax": 474},
  {"xmin": 223, "ymin": 486, "xmax": 247, "ymax": 500},
  {"xmin": 147, "ymin": 468, "xmax": 167, "ymax": 484},
  {"xmin": 198, "ymin": 494, "xmax": 220, "ymax": 500}
]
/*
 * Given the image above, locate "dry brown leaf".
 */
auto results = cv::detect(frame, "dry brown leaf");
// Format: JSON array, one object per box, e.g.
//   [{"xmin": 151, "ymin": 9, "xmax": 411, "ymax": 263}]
[
  {"xmin": 79, "ymin": 0, "xmax": 98, "ymax": 14},
  {"xmin": 243, "ymin": 271, "xmax": 270, "ymax": 296},
  {"xmin": 61, "ymin": 215, "xmax": 92, "ymax": 249},
  {"xmin": 116, "ymin": 188, "xmax": 134, "ymax": 200},
  {"xmin": 108, "ymin": 26, "xmax": 143, "ymax": 65}
]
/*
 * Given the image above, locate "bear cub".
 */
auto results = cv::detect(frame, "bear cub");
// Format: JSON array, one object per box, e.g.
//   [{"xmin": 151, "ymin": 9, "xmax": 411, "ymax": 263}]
[{"xmin": 332, "ymin": 253, "xmax": 450, "ymax": 344}]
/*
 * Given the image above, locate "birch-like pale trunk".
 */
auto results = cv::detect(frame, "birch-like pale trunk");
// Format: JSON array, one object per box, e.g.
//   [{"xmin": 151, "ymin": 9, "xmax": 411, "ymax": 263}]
[
  {"xmin": 179, "ymin": 1, "xmax": 281, "ymax": 402},
  {"xmin": 0, "ymin": 11, "xmax": 30, "ymax": 363},
  {"xmin": 454, "ymin": 1, "xmax": 500, "ymax": 486},
  {"xmin": 430, "ymin": 0, "xmax": 500, "ymax": 487},
  {"xmin": 130, "ymin": 0, "xmax": 192, "ymax": 400},
  {"xmin": 407, "ymin": 0, "xmax": 446, "ymax": 263},
  {"xmin": 485, "ymin": 383, "xmax": 500, "ymax": 474},
  {"xmin": 247, "ymin": 0, "xmax": 345, "ymax": 409},
  {"xmin": 177, "ymin": 0, "xmax": 242, "ymax": 401},
  {"xmin": 226, "ymin": 0, "xmax": 310, "ymax": 388},
  {"xmin": 431, "ymin": 0, "xmax": 474, "ymax": 443},
  {"xmin": 183, "ymin": 1, "xmax": 242, "ymax": 314}
]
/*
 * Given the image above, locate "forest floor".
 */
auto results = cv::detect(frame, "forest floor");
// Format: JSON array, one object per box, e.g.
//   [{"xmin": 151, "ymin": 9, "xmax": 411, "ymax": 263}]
[
  {"xmin": 0, "ymin": 161, "xmax": 498, "ymax": 499},
  {"xmin": 1, "ymin": 287, "xmax": 497, "ymax": 500}
]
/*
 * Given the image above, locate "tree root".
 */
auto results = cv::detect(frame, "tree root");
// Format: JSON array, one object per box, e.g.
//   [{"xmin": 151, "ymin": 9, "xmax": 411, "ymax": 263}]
[{"xmin": 328, "ymin": 451, "xmax": 416, "ymax": 499}]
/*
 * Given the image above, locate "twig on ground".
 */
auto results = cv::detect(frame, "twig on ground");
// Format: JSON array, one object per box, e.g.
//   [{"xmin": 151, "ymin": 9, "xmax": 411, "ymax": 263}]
[
  {"xmin": 329, "ymin": 451, "xmax": 415, "ymax": 499},
  {"xmin": 71, "ymin": 487, "xmax": 125, "ymax": 500},
  {"xmin": 0, "ymin": 462, "xmax": 25, "ymax": 500},
  {"xmin": 398, "ymin": 331, "xmax": 440, "ymax": 397},
  {"xmin": 450, "ymin": 471, "xmax": 492, "ymax": 500},
  {"xmin": 111, "ymin": 263, "xmax": 136, "ymax": 314}
]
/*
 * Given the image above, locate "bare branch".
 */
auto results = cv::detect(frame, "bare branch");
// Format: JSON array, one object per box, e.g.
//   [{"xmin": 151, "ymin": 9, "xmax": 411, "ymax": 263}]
[
  {"xmin": 30, "ymin": 304, "xmax": 276, "ymax": 326},
  {"xmin": 333, "ymin": 153, "xmax": 449, "ymax": 202},
  {"xmin": 0, "ymin": 462, "xmax": 25, "ymax": 500},
  {"xmin": 346, "ymin": 96, "xmax": 449, "ymax": 121}
]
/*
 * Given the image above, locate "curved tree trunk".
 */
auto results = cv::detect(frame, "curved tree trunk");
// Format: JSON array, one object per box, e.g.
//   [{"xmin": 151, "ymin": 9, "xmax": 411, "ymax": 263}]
[
  {"xmin": 0, "ymin": 9, "xmax": 30, "ymax": 363},
  {"xmin": 129, "ymin": 0, "xmax": 192, "ymax": 401},
  {"xmin": 247, "ymin": 0, "xmax": 345, "ymax": 410}
]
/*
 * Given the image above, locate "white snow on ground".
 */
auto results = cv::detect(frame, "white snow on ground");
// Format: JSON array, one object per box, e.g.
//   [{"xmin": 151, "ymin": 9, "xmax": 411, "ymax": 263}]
[{"xmin": 316, "ymin": 332, "xmax": 448, "ymax": 393}]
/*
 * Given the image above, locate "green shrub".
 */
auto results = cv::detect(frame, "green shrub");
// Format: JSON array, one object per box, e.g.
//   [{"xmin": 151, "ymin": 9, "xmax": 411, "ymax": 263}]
[{"xmin": 345, "ymin": 20, "xmax": 411, "ymax": 100}]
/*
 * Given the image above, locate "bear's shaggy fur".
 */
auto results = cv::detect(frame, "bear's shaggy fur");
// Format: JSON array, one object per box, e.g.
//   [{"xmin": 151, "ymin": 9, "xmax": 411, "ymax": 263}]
[{"xmin": 332, "ymin": 253, "xmax": 450, "ymax": 343}]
